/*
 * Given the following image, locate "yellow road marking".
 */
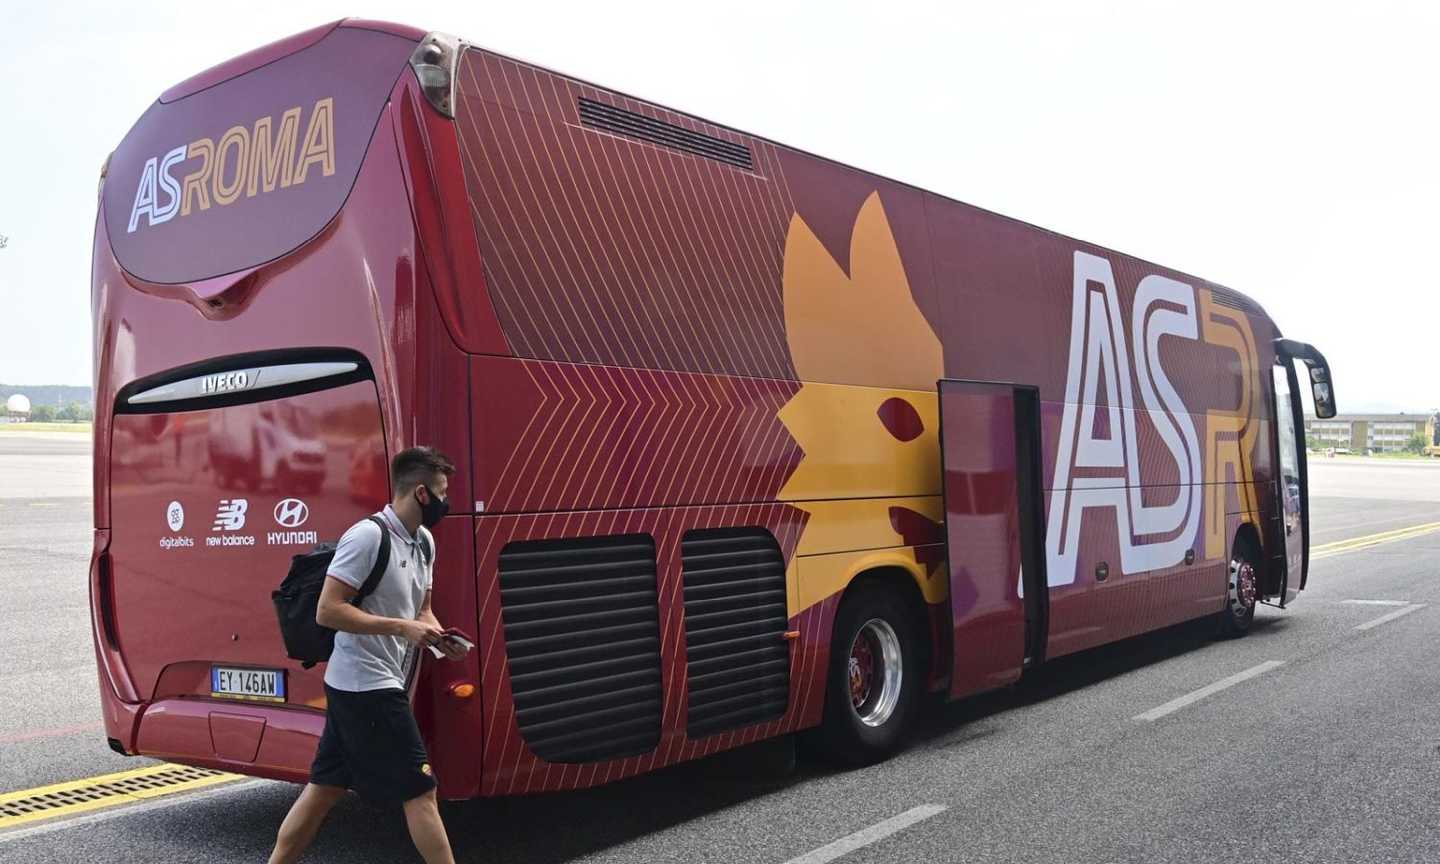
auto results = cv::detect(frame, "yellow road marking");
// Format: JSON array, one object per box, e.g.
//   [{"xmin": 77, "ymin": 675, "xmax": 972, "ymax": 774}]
[
  {"xmin": 1311, "ymin": 521, "xmax": 1440, "ymax": 560},
  {"xmin": 0, "ymin": 763, "xmax": 241, "ymax": 830}
]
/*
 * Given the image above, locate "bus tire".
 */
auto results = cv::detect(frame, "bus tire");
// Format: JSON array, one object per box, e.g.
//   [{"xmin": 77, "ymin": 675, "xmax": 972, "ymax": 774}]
[
  {"xmin": 1216, "ymin": 536, "xmax": 1260, "ymax": 638},
  {"xmin": 809, "ymin": 583, "xmax": 922, "ymax": 767}
]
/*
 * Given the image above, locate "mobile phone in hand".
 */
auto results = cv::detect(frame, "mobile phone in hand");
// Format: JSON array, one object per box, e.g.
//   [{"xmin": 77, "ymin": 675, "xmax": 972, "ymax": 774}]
[
  {"xmin": 440, "ymin": 627, "xmax": 475, "ymax": 650},
  {"xmin": 427, "ymin": 627, "xmax": 475, "ymax": 658}
]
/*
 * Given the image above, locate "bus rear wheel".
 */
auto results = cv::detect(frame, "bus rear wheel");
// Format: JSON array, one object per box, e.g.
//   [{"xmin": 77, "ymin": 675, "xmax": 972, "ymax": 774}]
[
  {"xmin": 1217, "ymin": 538, "xmax": 1260, "ymax": 637},
  {"xmin": 808, "ymin": 583, "xmax": 922, "ymax": 766}
]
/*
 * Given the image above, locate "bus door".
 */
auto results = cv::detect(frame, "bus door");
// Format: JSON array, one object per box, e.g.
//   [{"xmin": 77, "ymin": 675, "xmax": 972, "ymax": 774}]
[
  {"xmin": 1271, "ymin": 338, "xmax": 1336, "ymax": 605},
  {"xmin": 1270, "ymin": 363, "xmax": 1306, "ymax": 605},
  {"xmin": 938, "ymin": 380, "xmax": 1048, "ymax": 698}
]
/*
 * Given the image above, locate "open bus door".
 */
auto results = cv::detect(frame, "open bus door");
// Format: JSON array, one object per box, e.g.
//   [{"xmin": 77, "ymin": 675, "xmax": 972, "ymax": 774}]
[
  {"xmin": 1271, "ymin": 339, "xmax": 1336, "ymax": 605},
  {"xmin": 937, "ymin": 380, "xmax": 1048, "ymax": 698}
]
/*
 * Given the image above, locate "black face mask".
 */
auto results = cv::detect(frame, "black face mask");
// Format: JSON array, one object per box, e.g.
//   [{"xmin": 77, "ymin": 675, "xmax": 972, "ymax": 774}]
[{"xmin": 416, "ymin": 484, "xmax": 449, "ymax": 528}]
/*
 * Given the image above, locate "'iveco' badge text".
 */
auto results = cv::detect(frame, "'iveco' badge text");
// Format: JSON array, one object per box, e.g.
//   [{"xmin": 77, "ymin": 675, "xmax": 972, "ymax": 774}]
[{"xmin": 202, "ymin": 371, "xmax": 253, "ymax": 394}]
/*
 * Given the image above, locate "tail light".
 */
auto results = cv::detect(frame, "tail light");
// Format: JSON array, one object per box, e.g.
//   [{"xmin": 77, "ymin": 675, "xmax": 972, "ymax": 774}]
[
  {"xmin": 96, "ymin": 550, "xmax": 119, "ymax": 650},
  {"xmin": 409, "ymin": 32, "xmax": 461, "ymax": 118},
  {"xmin": 89, "ymin": 532, "xmax": 139, "ymax": 703}
]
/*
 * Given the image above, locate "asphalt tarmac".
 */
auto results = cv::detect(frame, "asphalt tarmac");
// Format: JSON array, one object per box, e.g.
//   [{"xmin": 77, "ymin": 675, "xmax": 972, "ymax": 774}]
[{"xmin": 2, "ymin": 434, "xmax": 1439, "ymax": 863}]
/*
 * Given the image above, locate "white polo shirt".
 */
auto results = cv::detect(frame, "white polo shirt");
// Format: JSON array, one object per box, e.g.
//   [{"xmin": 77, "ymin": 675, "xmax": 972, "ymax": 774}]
[{"xmin": 323, "ymin": 505, "xmax": 434, "ymax": 693}]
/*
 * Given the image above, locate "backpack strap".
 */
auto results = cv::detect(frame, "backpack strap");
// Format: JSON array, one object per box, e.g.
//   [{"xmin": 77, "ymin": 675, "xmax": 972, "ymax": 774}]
[
  {"xmin": 353, "ymin": 515, "xmax": 391, "ymax": 604},
  {"xmin": 417, "ymin": 528, "xmax": 434, "ymax": 568}
]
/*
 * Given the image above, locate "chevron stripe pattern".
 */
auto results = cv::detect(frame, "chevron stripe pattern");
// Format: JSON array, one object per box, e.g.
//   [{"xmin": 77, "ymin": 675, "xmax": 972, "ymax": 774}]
[{"xmin": 474, "ymin": 356, "xmax": 803, "ymax": 515}]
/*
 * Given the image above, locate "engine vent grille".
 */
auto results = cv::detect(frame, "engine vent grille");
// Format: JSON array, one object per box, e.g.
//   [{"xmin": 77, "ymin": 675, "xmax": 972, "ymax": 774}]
[
  {"xmin": 681, "ymin": 528, "xmax": 790, "ymax": 739},
  {"xmin": 1209, "ymin": 284, "xmax": 1259, "ymax": 314},
  {"xmin": 498, "ymin": 534, "xmax": 662, "ymax": 763},
  {"xmin": 578, "ymin": 97, "xmax": 754, "ymax": 170}
]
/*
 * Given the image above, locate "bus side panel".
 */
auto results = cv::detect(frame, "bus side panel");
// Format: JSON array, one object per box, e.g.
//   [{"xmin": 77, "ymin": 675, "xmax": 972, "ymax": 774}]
[{"xmin": 449, "ymin": 44, "xmax": 1285, "ymax": 766}]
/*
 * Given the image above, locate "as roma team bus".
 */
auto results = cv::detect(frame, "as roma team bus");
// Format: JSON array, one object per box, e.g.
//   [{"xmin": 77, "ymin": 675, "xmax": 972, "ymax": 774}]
[{"xmin": 90, "ymin": 19, "xmax": 1337, "ymax": 797}]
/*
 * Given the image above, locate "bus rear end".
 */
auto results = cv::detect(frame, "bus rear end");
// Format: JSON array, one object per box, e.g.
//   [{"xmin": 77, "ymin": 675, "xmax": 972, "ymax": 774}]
[{"xmin": 89, "ymin": 20, "xmax": 485, "ymax": 791}]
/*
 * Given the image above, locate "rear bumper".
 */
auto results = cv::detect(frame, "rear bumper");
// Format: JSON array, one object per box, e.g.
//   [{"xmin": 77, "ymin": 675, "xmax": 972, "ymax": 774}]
[
  {"xmin": 134, "ymin": 698, "xmax": 325, "ymax": 784},
  {"xmin": 93, "ymin": 528, "xmax": 325, "ymax": 782}
]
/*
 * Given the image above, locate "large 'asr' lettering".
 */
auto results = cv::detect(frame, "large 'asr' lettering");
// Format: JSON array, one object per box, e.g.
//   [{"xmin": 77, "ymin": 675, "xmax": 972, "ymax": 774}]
[{"xmin": 1045, "ymin": 251, "xmax": 1203, "ymax": 586}]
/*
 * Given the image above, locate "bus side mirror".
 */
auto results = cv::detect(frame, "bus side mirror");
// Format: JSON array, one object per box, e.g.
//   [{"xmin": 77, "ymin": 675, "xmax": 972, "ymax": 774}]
[
  {"xmin": 1309, "ymin": 366, "xmax": 1336, "ymax": 419},
  {"xmin": 1275, "ymin": 339, "xmax": 1337, "ymax": 420}
]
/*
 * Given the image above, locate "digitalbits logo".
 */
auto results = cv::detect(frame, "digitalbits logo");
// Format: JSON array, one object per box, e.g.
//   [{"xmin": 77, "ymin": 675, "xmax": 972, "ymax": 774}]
[{"xmin": 166, "ymin": 501, "xmax": 185, "ymax": 532}]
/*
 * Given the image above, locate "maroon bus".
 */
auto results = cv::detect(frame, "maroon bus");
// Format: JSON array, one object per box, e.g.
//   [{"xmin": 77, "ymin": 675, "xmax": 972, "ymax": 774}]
[{"xmin": 90, "ymin": 19, "xmax": 1335, "ymax": 798}]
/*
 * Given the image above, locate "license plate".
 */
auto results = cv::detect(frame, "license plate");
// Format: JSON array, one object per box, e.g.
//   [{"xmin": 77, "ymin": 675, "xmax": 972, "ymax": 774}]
[{"xmin": 211, "ymin": 666, "xmax": 286, "ymax": 703}]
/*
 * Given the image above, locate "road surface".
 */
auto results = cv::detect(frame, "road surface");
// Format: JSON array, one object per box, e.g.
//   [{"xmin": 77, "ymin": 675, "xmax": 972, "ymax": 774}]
[{"xmin": 2, "ymin": 435, "xmax": 1439, "ymax": 862}]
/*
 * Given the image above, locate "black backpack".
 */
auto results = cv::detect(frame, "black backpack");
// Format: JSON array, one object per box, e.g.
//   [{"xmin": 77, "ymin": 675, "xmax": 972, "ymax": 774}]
[{"xmin": 272, "ymin": 515, "xmax": 392, "ymax": 668}]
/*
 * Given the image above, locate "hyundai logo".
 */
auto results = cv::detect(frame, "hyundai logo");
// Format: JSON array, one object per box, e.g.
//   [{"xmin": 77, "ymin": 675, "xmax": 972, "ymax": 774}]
[{"xmin": 273, "ymin": 498, "xmax": 309, "ymax": 528}]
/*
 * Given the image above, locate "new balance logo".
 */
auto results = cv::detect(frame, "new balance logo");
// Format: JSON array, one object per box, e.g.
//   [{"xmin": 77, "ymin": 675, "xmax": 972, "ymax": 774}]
[{"xmin": 213, "ymin": 499, "xmax": 249, "ymax": 532}]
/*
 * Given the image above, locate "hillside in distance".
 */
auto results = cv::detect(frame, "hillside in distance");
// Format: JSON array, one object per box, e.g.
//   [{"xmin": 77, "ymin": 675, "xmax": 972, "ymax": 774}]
[{"xmin": 0, "ymin": 383, "xmax": 94, "ymax": 408}]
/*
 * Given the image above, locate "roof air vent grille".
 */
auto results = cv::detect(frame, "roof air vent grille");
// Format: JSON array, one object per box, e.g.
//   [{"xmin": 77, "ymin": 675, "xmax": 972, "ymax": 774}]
[{"xmin": 578, "ymin": 97, "xmax": 753, "ymax": 171}]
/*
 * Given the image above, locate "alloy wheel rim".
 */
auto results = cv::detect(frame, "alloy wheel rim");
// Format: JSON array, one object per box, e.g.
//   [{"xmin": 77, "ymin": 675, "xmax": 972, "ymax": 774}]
[
  {"xmin": 1230, "ymin": 559, "xmax": 1258, "ymax": 615},
  {"xmin": 847, "ymin": 618, "xmax": 903, "ymax": 727}
]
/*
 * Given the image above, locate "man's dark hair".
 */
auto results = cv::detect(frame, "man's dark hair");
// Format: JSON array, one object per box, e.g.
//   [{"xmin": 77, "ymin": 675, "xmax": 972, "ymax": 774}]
[{"xmin": 390, "ymin": 446, "xmax": 456, "ymax": 495}]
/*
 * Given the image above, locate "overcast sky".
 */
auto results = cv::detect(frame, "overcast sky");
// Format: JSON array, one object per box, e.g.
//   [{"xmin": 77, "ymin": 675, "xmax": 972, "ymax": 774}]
[{"xmin": 1, "ymin": 1, "xmax": 1435, "ymax": 413}]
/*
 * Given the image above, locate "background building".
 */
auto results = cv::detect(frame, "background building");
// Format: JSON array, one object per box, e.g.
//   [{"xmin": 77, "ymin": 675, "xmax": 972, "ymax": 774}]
[
  {"xmin": 1304, "ymin": 412, "xmax": 1439, "ymax": 453},
  {"xmin": 3, "ymin": 393, "xmax": 31, "ymax": 423}
]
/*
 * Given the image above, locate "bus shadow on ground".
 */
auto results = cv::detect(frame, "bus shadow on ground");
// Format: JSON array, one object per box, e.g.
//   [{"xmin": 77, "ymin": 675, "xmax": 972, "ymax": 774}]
[
  {"xmin": 917, "ymin": 612, "xmax": 1292, "ymax": 746},
  {"xmin": 428, "ymin": 614, "xmax": 1289, "ymax": 863},
  {"xmin": 435, "ymin": 745, "xmax": 824, "ymax": 863},
  {"xmin": 137, "ymin": 614, "xmax": 1292, "ymax": 864}
]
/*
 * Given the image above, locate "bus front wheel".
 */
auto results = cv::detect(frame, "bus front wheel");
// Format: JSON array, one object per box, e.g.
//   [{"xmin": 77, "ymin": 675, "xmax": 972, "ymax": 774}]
[
  {"xmin": 1216, "ymin": 537, "xmax": 1260, "ymax": 637},
  {"xmin": 808, "ymin": 583, "xmax": 922, "ymax": 766}
]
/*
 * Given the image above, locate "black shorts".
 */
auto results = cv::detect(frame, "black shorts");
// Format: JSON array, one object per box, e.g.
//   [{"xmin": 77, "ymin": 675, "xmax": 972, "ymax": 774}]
[{"xmin": 310, "ymin": 685, "xmax": 436, "ymax": 804}]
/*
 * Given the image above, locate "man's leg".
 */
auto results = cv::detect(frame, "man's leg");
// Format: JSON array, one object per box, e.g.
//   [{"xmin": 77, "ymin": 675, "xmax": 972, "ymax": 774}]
[
  {"xmin": 403, "ymin": 788, "xmax": 456, "ymax": 864},
  {"xmin": 268, "ymin": 783, "xmax": 347, "ymax": 864}
]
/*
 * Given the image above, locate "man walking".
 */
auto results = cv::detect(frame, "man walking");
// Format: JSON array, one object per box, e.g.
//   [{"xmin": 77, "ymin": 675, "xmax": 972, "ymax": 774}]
[{"xmin": 269, "ymin": 446, "xmax": 468, "ymax": 864}]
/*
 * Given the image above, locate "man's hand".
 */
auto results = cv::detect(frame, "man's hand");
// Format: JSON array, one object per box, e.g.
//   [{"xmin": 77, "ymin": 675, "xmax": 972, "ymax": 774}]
[
  {"xmin": 434, "ymin": 636, "xmax": 468, "ymax": 662},
  {"xmin": 396, "ymin": 619, "xmax": 445, "ymax": 647}
]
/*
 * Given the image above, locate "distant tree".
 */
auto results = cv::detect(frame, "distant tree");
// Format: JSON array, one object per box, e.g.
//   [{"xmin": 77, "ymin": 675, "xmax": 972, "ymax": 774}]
[
  {"xmin": 1405, "ymin": 434, "xmax": 1427, "ymax": 454},
  {"xmin": 30, "ymin": 404, "xmax": 55, "ymax": 423},
  {"xmin": 1305, "ymin": 435, "xmax": 1319, "ymax": 451},
  {"xmin": 58, "ymin": 401, "xmax": 93, "ymax": 422}
]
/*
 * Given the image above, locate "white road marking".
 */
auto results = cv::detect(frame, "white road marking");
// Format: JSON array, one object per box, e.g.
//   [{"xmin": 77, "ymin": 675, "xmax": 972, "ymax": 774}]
[
  {"xmin": 1355, "ymin": 604, "xmax": 1426, "ymax": 631},
  {"xmin": 1134, "ymin": 661, "xmax": 1285, "ymax": 722},
  {"xmin": 0, "ymin": 780, "xmax": 266, "ymax": 844},
  {"xmin": 781, "ymin": 804, "xmax": 948, "ymax": 864},
  {"xmin": 1342, "ymin": 599, "xmax": 1412, "ymax": 606}
]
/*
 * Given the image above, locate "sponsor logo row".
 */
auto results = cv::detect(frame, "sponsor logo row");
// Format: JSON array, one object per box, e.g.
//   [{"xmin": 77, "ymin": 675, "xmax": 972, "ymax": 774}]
[{"xmin": 160, "ymin": 497, "xmax": 317, "ymax": 551}]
